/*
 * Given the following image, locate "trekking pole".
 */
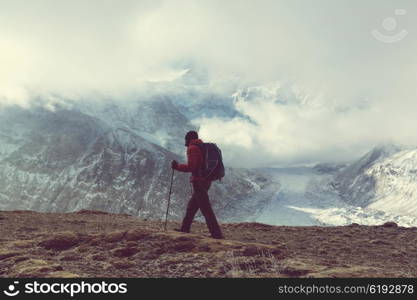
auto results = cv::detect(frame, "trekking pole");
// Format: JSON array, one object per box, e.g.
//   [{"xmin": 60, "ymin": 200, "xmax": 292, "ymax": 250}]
[{"xmin": 164, "ymin": 168, "xmax": 175, "ymax": 231}]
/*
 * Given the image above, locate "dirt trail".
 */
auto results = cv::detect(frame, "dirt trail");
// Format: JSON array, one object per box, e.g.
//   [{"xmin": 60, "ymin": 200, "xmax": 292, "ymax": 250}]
[{"xmin": 0, "ymin": 210, "xmax": 416, "ymax": 277}]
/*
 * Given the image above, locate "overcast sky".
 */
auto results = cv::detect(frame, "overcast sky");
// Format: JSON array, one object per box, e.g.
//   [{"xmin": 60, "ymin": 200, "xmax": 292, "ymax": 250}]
[{"xmin": 1, "ymin": 0, "xmax": 416, "ymax": 166}]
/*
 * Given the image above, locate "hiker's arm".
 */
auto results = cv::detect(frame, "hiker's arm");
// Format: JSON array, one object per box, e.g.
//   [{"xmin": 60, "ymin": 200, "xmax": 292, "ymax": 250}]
[{"xmin": 176, "ymin": 145, "xmax": 200, "ymax": 173}]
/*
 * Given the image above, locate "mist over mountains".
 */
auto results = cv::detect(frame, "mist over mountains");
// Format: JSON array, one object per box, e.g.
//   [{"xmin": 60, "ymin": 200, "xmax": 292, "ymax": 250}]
[
  {"xmin": 0, "ymin": 93, "xmax": 279, "ymax": 222},
  {"xmin": 2, "ymin": 82, "xmax": 417, "ymax": 227},
  {"xmin": 2, "ymin": 0, "xmax": 417, "ymax": 168},
  {"xmin": 1, "ymin": 0, "xmax": 417, "ymax": 226}
]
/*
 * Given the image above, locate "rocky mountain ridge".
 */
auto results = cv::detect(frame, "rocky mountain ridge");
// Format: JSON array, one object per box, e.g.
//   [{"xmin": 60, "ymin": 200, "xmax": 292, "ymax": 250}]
[{"xmin": 0, "ymin": 105, "xmax": 278, "ymax": 221}]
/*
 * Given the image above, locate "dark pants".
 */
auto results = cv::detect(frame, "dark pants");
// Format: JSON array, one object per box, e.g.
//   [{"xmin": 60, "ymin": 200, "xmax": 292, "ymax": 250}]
[{"xmin": 180, "ymin": 181, "xmax": 223, "ymax": 238}]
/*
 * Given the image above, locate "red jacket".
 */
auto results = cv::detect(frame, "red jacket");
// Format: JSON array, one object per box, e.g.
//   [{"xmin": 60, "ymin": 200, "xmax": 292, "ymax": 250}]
[{"xmin": 175, "ymin": 138, "xmax": 206, "ymax": 182}]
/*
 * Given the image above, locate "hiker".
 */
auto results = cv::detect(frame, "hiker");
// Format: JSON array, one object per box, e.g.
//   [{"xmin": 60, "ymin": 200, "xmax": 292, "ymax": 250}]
[{"xmin": 171, "ymin": 131, "xmax": 224, "ymax": 239}]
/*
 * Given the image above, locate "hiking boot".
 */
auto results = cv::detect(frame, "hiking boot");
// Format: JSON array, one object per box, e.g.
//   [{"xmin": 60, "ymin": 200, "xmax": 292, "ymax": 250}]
[{"xmin": 211, "ymin": 234, "xmax": 224, "ymax": 239}]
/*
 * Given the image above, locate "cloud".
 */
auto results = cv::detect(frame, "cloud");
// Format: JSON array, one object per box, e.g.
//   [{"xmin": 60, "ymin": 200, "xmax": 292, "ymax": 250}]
[
  {"xmin": 0, "ymin": 0, "xmax": 416, "ymax": 165},
  {"xmin": 197, "ymin": 84, "xmax": 404, "ymax": 167}
]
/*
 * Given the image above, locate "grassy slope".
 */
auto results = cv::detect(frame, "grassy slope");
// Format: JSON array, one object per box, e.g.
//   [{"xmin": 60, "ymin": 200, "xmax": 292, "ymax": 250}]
[{"xmin": 0, "ymin": 210, "xmax": 416, "ymax": 278}]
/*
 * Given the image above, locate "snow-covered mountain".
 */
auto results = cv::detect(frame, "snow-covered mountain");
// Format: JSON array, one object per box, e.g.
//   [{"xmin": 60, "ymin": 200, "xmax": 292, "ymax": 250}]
[
  {"xmin": 71, "ymin": 88, "xmax": 240, "ymax": 155},
  {"xmin": 330, "ymin": 144, "xmax": 402, "ymax": 207},
  {"xmin": 330, "ymin": 145, "xmax": 417, "ymax": 217},
  {"xmin": 253, "ymin": 143, "xmax": 417, "ymax": 227},
  {"xmin": 273, "ymin": 144, "xmax": 417, "ymax": 227},
  {"xmin": 232, "ymin": 81, "xmax": 311, "ymax": 107},
  {"xmin": 2, "ymin": 77, "xmax": 417, "ymax": 227},
  {"xmin": 73, "ymin": 96, "xmax": 196, "ymax": 155},
  {"xmin": 0, "ymin": 104, "xmax": 278, "ymax": 221}
]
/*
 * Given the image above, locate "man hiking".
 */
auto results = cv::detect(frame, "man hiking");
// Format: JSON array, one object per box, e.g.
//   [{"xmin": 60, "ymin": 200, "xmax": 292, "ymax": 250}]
[{"xmin": 171, "ymin": 131, "xmax": 224, "ymax": 239}]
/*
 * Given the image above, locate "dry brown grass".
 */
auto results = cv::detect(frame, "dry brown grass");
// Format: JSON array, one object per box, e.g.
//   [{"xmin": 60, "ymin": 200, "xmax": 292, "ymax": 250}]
[{"xmin": 1, "ymin": 210, "xmax": 416, "ymax": 278}]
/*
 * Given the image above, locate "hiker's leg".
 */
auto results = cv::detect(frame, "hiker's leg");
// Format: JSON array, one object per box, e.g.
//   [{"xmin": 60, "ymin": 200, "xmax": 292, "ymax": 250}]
[
  {"xmin": 195, "ymin": 181, "xmax": 224, "ymax": 239},
  {"xmin": 180, "ymin": 188, "xmax": 199, "ymax": 233}
]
